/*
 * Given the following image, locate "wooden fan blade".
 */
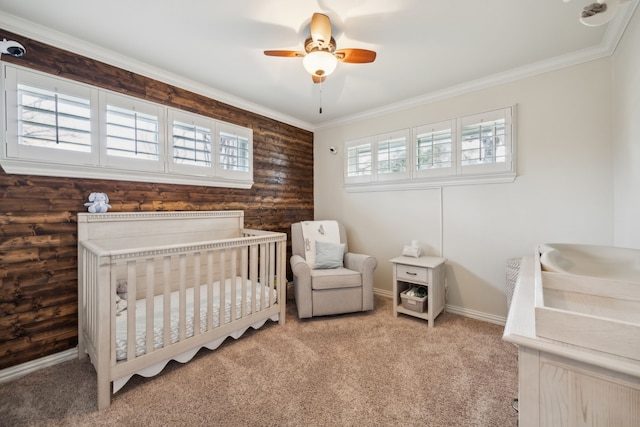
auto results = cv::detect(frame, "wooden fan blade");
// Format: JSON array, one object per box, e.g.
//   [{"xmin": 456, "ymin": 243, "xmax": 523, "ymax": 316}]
[
  {"xmin": 263, "ymin": 50, "xmax": 305, "ymax": 57},
  {"xmin": 335, "ymin": 48, "xmax": 377, "ymax": 63},
  {"xmin": 310, "ymin": 13, "xmax": 332, "ymax": 47},
  {"xmin": 312, "ymin": 75, "xmax": 327, "ymax": 84}
]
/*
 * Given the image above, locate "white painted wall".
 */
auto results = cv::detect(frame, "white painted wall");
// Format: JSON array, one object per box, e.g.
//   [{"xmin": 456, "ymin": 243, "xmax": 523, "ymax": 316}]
[
  {"xmin": 613, "ymin": 7, "xmax": 640, "ymax": 249},
  {"xmin": 314, "ymin": 58, "xmax": 615, "ymax": 321}
]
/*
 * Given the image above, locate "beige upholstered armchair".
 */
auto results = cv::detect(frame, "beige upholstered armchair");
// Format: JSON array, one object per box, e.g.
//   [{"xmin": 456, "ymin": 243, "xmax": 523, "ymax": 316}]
[{"xmin": 290, "ymin": 221, "xmax": 378, "ymax": 319}]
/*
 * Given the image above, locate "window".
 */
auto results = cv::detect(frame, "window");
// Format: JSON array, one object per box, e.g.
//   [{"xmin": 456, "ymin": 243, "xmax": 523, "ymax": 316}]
[
  {"xmin": 344, "ymin": 107, "xmax": 515, "ymax": 191},
  {"xmin": 459, "ymin": 108, "xmax": 512, "ymax": 175},
  {"xmin": 345, "ymin": 130, "xmax": 410, "ymax": 185},
  {"xmin": 2, "ymin": 64, "xmax": 253, "ymax": 188},
  {"xmin": 18, "ymin": 85, "xmax": 92, "ymax": 153},
  {"xmin": 106, "ymin": 106, "xmax": 159, "ymax": 161},
  {"xmin": 172, "ymin": 121, "xmax": 211, "ymax": 168},
  {"xmin": 216, "ymin": 123, "xmax": 252, "ymax": 181},
  {"xmin": 346, "ymin": 139, "xmax": 373, "ymax": 179},
  {"xmin": 376, "ymin": 130, "xmax": 410, "ymax": 181},
  {"xmin": 414, "ymin": 120, "xmax": 454, "ymax": 179},
  {"xmin": 168, "ymin": 109, "xmax": 213, "ymax": 176},
  {"xmin": 5, "ymin": 66, "xmax": 98, "ymax": 166},
  {"xmin": 102, "ymin": 93, "xmax": 164, "ymax": 172}
]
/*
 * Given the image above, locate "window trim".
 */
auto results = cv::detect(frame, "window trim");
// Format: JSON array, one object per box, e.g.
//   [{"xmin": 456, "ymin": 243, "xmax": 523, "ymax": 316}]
[
  {"xmin": 345, "ymin": 106, "xmax": 516, "ymax": 192},
  {"xmin": 1, "ymin": 63, "xmax": 254, "ymax": 189}
]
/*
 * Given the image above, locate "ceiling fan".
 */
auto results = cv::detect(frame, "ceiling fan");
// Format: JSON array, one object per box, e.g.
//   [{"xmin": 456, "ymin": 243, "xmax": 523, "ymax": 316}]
[{"xmin": 264, "ymin": 13, "xmax": 377, "ymax": 83}]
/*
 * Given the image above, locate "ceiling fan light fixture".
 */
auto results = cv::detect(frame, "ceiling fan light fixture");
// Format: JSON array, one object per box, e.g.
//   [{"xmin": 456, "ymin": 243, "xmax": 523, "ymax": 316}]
[
  {"xmin": 303, "ymin": 50, "xmax": 337, "ymax": 77},
  {"xmin": 264, "ymin": 13, "xmax": 375, "ymax": 84}
]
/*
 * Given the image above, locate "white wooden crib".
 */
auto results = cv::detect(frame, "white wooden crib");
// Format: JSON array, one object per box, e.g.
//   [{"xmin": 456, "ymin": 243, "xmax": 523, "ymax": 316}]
[{"xmin": 77, "ymin": 210, "xmax": 287, "ymax": 410}]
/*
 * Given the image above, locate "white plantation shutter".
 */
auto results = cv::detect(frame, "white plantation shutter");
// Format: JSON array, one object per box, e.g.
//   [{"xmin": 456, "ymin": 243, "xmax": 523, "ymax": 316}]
[
  {"xmin": 169, "ymin": 109, "xmax": 214, "ymax": 176},
  {"xmin": 414, "ymin": 120, "xmax": 455, "ymax": 178},
  {"xmin": 173, "ymin": 121, "xmax": 211, "ymax": 167},
  {"xmin": 376, "ymin": 129, "xmax": 410, "ymax": 181},
  {"xmin": 106, "ymin": 107, "xmax": 159, "ymax": 160},
  {"xmin": 345, "ymin": 137, "xmax": 373, "ymax": 184},
  {"xmin": 459, "ymin": 107, "xmax": 513, "ymax": 175},
  {"xmin": 103, "ymin": 93, "xmax": 164, "ymax": 171},
  {"xmin": 18, "ymin": 85, "xmax": 92, "ymax": 153},
  {"xmin": 5, "ymin": 67, "xmax": 98, "ymax": 166},
  {"xmin": 219, "ymin": 131, "xmax": 249, "ymax": 171},
  {"xmin": 216, "ymin": 122, "xmax": 252, "ymax": 181}
]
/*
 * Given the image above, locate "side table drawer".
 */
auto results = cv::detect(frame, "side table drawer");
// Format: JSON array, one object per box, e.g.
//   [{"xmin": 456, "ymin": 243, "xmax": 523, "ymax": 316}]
[{"xmin": 396, "ymin": 264, "xmax": 428, "ymax": 283}]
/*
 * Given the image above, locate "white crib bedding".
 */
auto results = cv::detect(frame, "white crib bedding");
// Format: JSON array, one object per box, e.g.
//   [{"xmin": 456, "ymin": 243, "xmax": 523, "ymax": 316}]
[{"xmin": 115, "ymin": 277, "xmax": 274, "ymax": 361}]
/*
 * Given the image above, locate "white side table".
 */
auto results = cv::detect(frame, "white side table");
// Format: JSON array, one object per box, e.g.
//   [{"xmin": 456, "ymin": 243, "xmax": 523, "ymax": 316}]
[{"xmin": 390, "ymin": 256, "xmax": 447, "ymax": 327}]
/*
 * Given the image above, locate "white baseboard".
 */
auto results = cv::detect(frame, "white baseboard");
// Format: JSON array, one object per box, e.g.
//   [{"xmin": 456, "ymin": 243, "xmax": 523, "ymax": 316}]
[
  {"xmin": 0, "ymin": 347, "xmax": 78, "ymax": 384},
  {"xmin": 445, "ymin": 304, "xmax": 506, "ymax": 326},
  {"xmin": 374, "ymin": 288, "xmax": 506, "ymax": 326},
  {"xmin": 373, "ymin": 288, "xmax": 393, "ymax": 299}
]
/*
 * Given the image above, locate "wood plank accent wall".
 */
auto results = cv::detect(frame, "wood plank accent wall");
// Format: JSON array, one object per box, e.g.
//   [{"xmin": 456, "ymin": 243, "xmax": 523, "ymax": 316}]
[{"xmin": 0, "ymin": 30, "xmax": 314, "ymax": 370}]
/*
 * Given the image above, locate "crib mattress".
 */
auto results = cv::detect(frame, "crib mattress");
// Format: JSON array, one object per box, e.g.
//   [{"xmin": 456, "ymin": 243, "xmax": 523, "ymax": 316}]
[{"xmin": 115, "ymin": 277, "xmax": 273, "ymax": 361}]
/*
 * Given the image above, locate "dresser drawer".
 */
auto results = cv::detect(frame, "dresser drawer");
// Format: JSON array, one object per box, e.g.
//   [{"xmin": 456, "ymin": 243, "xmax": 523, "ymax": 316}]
[{"xmin": 396, "ymin": 264, "xmax": 428, "ymax": 283}]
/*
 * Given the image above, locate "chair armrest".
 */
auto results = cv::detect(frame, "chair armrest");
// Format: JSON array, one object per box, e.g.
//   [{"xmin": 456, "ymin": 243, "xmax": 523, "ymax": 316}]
[
  {"xmin": 290, "ymin": 254, "xmax": 310, "ymax": 278},
  {"xmin": 344, "ymin": 252, "xmax": 377, "ymax": 274},
  {"xmin": 344, "ymin": 252, "xmax": 377, "ymax": 311},
  {"xmin": 290, "ymin": 255, "xmax": 313, "ymax": 318}
]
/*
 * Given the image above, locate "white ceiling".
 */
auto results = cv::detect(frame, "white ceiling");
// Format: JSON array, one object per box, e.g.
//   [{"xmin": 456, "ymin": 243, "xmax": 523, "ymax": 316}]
[{"xmin": 0, "ymin": 0, "xmax": 637, "ymax": 130}]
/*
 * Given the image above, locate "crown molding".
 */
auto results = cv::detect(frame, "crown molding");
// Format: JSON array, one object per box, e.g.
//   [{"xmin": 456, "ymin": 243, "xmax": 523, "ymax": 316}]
[
  {"xmin": 602, "ymin": 0, "xmax": 639, "ymax": 49},
  {"xmin": 0, "ymin": 12, "xmax": 315, "ymax": 132}
]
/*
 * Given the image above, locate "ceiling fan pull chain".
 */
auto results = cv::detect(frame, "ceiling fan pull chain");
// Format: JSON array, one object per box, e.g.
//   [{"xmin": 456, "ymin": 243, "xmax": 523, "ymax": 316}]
[{"xmin": 319, "ymin": 81, "xmax": 323, "ymax": 114}]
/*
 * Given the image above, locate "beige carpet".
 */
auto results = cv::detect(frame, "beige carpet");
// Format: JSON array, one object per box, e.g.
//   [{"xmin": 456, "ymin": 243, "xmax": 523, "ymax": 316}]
[{"xmin": 0, "ymin": 296, "xmax": 518, "ymax": 426}]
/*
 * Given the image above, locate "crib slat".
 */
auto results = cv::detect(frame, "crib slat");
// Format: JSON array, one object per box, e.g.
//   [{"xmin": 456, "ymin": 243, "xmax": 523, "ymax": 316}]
[
  {"xmin": 269, "ymin": 242, "xmax": 275, "ymax": 307},
  {"xmin": 218, "ymin": 249, "xmax": 225, "ymax": 326},
  {"xmin": 179, "ymin": 254, "xmax": 187, "ymax": 341},
  {"xmin": 193, "ymin": 252, "xmax": 201, "ymax": 336},
  {"xmin": 145, "ymin": 259, "xmax": 155, "ymax": 355},
  {"xmin": 163, "ymin": 256, "xmax": 171, "ymax": 347},
  {"xmin": 207, "ymin": 251, "xmax": 214, "ymax": 331},
  {"xmin": 126, "ymin": 261, "xmax": 137, "ymax": 361},
  {"xmin": 240, "ymin": 245, "xmax": 248, "ymax": 318},
  {"xmin": 253, "ymin": 243, "xmax": 267, "ymax": 310},
  {"xmin": 231, "ymin": 248, "xmax": 238, "ymax": 321},
  {"xmin": 250, "ymin": 244, "xmax": 258, "ymax": 314},
  {"xmin": 260, "ymin": 243, "xmax": 267, "ymax": 310}
]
